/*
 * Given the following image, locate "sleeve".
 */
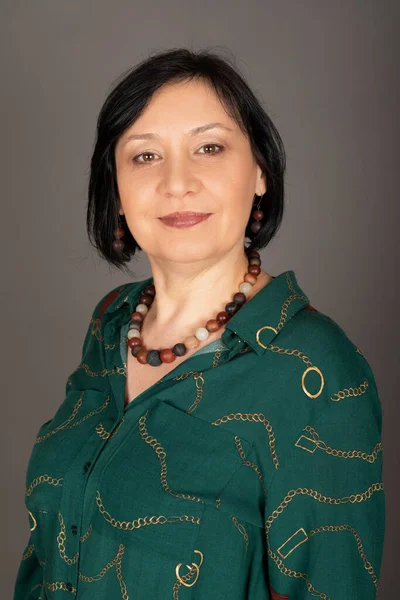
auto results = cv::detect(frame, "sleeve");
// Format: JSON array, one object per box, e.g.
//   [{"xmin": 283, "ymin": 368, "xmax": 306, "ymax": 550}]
[
  {"xmin": 80, "ymin": 283, "xmax": 130, "ymax": 359},
  {"xmin": 263, "ymin": 347, "xmax": 386, "ymax": 599},
  {"xmin": 13, "ymin": 283, "xmax": 129, "ymax": 598},
  {"xmin": 64, "ymin": 283, "xmax": 129, "ymax": 393},
  {"xmin": 13, "ymin": 531, "xmax": 43, "ymax": 600}
]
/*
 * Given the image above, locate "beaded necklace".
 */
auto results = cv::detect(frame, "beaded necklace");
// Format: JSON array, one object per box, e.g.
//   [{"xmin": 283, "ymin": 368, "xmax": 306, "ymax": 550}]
[{"xmin": 126, "ymin": 250, "xmax": 263, "ymax": 367}]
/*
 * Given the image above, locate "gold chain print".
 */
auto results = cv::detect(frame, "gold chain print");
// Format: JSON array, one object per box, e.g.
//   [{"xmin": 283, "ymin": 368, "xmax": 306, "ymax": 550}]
[
  {"xmin": 296, "ymin": 425, "xmax": 383, "ymax": 462},
  {"xmin": 169, "ymin": 371, "xmax": 205, "ymax": 415},
  {"xmin": 57, "ymin": 512, "xmax": 79, "ymax": 565},
  {"xmin": 264, "ymin": 481, "xmax": 384, "ymax": 598},
  {"xmin": 266, "ymin": 537, "xmax": 330, "ymax": 600},
  {"xmin": 231, "ymin": 516, "xmax": 249, "ymax": 551},
  {"xmin": 170, "ymin": 371, "xmax": 205, "ymax": 415},
  {"xmin": 91, "ymin": 316, "xmax": 104, "ymax": 342},
  {"xmin": 78, "ymin": 543, "xmax": 129, "ymax": 599},
  {"xmin": 43, "ymin": 580, "xmax": 77, "ymax": 595},
  {"xmin": 35, "ymin": 392, "xmax": 83, "ymax": 442},
  {"xmin": 308, "ymin": 524, "xmax": 379, "ymax": 588},
  {"xmin": 96, "ymin": 490, "xmax": 201, "ymax": 530},
  {"xmin": 173, "ymin": 549, "xmax": 204, "ymax": 598},
  {"xmin": 43, "ymin": 544, "xmax": 128, "ymax": 599},
  {"xmin": 96, "ymin": 416, "xmax": 125, "ymax": 440},
  {"xmin": 330, "ymin": 378, "xmax": 369, "ymax": 402},
  {"xmin": 257, "ymin": 271, "xmax": 309, "ymax": 337},
  {"xmin": 138, "ymin": 410, "xmax": 206, "ymax": 503},
  {"xmin": 212, "ymin": 346, "xmax": 223, "ymax": 368},
  {"xmin": 256, "ymin": 342, "xmax": 325, "ymax": 400},
  {"xmin": 69, "ymin": 363, "xmax": 126, "ymax": 379},
  {"xmin": 255, "ymin": 272, "xmax": 327, "ymax": 400},
  {"xmin": 35, "ymin": 392, "xmax": 111, "ymax": 444},
  {"xmin": 25, "ymin": 474, "xmax": 63, "ymax": 497},
  {"xmin": 22, "ymin": 544, "xmax": 35, "ymax": 560},
  {"xmin": 212, "ymin": 412, "xmax": 279, "ymax": 470},
  {"xmin": 80, "ymin": 523, "xmax": 92, "ymax": 542},
  {"xmin": 234, "ymin": 436, "xmax": 266, "ymax": 496}
]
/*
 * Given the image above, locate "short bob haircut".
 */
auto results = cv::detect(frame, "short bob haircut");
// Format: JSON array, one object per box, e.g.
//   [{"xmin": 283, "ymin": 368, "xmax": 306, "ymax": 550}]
[{"xmin": 87, "ymin": 47, "xmax": 286, "ymax": 274}]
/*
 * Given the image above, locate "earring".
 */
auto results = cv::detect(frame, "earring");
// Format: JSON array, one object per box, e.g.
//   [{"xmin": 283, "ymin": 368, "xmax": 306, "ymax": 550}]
[
  {"xmin": 112, "ymin": 215, "xmax": 126, "ymax": 252},
  {"xmin": 249, "ymin": 193, "xmax": 264, "ymax": 235}
]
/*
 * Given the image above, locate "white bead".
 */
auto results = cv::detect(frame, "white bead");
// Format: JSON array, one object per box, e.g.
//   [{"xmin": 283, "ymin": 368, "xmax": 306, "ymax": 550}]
[
  {"xmin": 195, "ymin": 327, "xmax": 209, "ymax": 342},
  {"xmin": 135, "ymin": 304, "xmax": 148, "ymax": 315},
  {"xmin": 127, "ymin": 329, "xmax": 141, "ymax": 339},
  {"xmin": 239, "ymin": 282, "xmax": 252, "ymax": 296}
]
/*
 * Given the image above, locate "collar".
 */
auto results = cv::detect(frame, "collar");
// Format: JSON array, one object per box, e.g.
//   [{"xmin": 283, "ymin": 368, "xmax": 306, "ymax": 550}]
[{"xmin": 101, "ymin": 270, "xmax": 311, "ymax": 356}]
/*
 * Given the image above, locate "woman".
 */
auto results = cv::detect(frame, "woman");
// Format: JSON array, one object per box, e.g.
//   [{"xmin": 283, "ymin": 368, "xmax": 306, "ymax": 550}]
[{"xmin": 14, "ymin": 48, "xmax": 385, "ymax": 599}]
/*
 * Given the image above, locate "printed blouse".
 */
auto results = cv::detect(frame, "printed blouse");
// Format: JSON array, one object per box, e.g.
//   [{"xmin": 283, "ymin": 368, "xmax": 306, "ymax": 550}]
[{"xmin": 13, "ymin": 270, "xmax": 386, "ymax": 599}]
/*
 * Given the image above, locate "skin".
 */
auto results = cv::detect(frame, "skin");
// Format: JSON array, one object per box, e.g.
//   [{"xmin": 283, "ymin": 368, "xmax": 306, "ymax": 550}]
[{"xmin": 114, "ymin": 78, "xmax": 273, "ymax": 351}]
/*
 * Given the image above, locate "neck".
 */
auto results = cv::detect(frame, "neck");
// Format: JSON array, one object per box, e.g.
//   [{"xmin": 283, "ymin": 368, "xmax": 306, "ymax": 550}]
[{"xmin": 140, "ymin": 247, "xmax": 271, "ymax": 349}]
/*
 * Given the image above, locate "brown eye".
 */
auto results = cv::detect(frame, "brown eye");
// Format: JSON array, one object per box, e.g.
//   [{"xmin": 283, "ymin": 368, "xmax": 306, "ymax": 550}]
[
  {"xmin": 133, "ymin": 151, "xmax": 157, "ymax": 163},
  {"xmin": 198, "ymin": 143, "xmax": 224, "ymax": 155}
]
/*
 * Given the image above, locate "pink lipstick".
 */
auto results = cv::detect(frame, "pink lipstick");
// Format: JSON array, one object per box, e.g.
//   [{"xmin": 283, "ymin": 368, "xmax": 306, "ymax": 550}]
[{"xmin": 159, "ymin": 211, "xmax": 212, "ymax": 228}]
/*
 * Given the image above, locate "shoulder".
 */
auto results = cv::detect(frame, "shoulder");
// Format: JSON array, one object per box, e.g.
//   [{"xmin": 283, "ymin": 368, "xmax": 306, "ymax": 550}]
[
  {"xmin": 79, "ymin": 280, "xmax": 144, "ymax": 361},
  {"xmin": 262, "ymin": 304, "xmax": 382, "ymax": 435},
  {"xmin": 280, "ymin": 303, "xmax": 374, "ymax": 386},
  {"xmin": 90, "ymin": 282, "xmax": 132, "ymax": 320}
]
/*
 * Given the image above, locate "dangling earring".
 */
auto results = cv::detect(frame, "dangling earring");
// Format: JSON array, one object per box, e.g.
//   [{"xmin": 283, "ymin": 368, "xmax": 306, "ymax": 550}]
[
  {"xmin": 112, "ymin": 215, "xmax": 126, "ymax": 252},
  {"xmin": 250, "ymin": 193, "xmax": 264, "ymax": 235}
]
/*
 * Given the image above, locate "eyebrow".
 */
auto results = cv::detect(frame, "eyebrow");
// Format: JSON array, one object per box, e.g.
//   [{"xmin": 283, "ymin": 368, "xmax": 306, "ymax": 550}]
[{"xmin": 121, "ymin": 122, "xmax": 234, "ymax": 145}]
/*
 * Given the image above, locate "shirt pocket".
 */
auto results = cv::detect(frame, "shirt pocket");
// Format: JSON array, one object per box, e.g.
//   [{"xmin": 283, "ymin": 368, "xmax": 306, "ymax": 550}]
[
  {"xmin": 94, "ymin": 398, "xmax": 252, "ymax": 562},
  {"xmin": 24, "ymin": 388, "xmax": 111, "ymax": 513}
]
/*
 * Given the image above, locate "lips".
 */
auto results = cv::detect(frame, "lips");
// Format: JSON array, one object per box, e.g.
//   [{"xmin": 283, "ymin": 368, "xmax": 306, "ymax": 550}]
[{"xmin": 159, "ymin": 212, "xmax": 212, "ymax": 228}]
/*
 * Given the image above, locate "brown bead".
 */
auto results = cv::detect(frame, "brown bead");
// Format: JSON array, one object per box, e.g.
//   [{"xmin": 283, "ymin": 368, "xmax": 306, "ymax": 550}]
[
  {"xmin": 144, "ymin": 284, "xmax": 155, "ymax": 296},
  {"xmin": 184, "ymin": 336, "xmax": 200, "ymax": 350},
  {"xmin": 128, "ymin": 337, "xmax": 142, "ymax": 349},
  {"xmin": 249, "ymin": 257, "xmax": 261, "ymax": 266},
  {"xmin": 136, "ymin": 349, "xmax": 148, "ymax": 364},
  {"xmin": 130, "ymin": 311, "xmax": 144, "ymax": 321},
  {"xmin": 232, "ymin": 292, "xmax": 246, "ymax": 306},
  {"xmin": 247, "ymin": 250, "xmax": 260, "ymax": 259},
  {"xmin": 160, "ymin": 349, "xmax": 176, "ymax": 363},
  {"xmin": 244, "ymin": 273, "xmax": 257, "ymax": 285},
  {"xmin": 250, "ymin": 221, "xmax": 262, "ymax": 234},
  {"xmin": 112, "ymin": 239, "xmax": 125, "ymax": 251},
  {"xmin": 252, "ymin": 210, "xmax": 264, "ymax": 221},
  {"xmin": 248, "ymin": 264, "xmax": 261, "ymax": 276},
  {"xmin": 131, "ymin": 345, "xmax": 144, "ymax": 357},
  {"xmin": 225, "ymin": 301, "xmax": 238, "ymax": 316},
  {"xmin": 114, "ymin": 226, "xmax": 125, "ymax": 238},
  {"xmin": 216, "ymin": 311, "xmax": 230, "ymax": 325},
  {"xmin": 138, "ymin": 293, "xmax": 154, "ymax": 306},
  {"xmin": 205, "ymin": 319, "xmax": 220, "ymax": 332}
]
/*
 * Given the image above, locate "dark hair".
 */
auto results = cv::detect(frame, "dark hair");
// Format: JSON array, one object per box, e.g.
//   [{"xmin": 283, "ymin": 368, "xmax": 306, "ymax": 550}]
[{"xmin": 87, "ymin": 47, "xmax": 286, "ymax": 274}]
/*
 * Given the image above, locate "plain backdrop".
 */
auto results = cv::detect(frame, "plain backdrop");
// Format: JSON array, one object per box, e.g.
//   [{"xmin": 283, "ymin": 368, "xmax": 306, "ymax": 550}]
[{"xmin": 1, "ymin": 1, "xmax": 398, "ymax": 597}]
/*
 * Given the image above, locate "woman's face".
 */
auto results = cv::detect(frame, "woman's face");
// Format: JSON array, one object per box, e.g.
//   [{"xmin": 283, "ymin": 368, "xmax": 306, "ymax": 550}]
[{"xmin": 114, "ymin": 78, "xmax": 266, "ymax": 263}]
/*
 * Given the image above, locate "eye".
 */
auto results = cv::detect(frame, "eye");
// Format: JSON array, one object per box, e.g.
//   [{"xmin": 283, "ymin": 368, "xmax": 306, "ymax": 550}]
[
  {"xmin": 132, "ymin": 151, "xmax": 159, "ymax": 164},
  {"xmin": 197, "ymin": 143, "xmax": 224, "ymax": 155},
  {"xmin": 131, "ymin": 143, "xmax": 225, "ymax": 165}
]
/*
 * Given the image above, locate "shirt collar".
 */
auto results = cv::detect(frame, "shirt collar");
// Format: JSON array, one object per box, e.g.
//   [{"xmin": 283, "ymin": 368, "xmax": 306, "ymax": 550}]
[{"xmin": 102, "ymin": 270, "xmax": 310, "ymax": 356}]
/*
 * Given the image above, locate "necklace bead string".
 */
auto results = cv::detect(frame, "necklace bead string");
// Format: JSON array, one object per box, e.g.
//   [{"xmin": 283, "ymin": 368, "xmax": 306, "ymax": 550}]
[{"xmin": 126, "ymin": 250, "xmax": 263, "ymax": 367}]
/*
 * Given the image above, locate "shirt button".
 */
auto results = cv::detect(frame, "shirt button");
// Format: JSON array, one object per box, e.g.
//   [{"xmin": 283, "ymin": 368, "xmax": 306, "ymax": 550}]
[
  {"xmin": 83, "ymin": 461, "xmax": 91, "ymax": 473},
  {"xmin": 65, "ymin": 582, "xmax": 73, "ymax": 591},
  {"xmin": 71, "ymin": 524, "xmax": 78, "ymax": 536}
]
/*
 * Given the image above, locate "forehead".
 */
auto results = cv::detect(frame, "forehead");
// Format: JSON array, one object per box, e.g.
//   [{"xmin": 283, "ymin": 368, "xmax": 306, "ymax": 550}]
[{"xmin": 119, "ymin": 79, "xmax": 239, "ymax": 141}]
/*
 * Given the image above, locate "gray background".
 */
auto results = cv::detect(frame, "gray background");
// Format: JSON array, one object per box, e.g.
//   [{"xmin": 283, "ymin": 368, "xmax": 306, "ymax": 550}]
[{"xmin": 2, "ymin": 1, "xmax": 398, "ymax": 597}]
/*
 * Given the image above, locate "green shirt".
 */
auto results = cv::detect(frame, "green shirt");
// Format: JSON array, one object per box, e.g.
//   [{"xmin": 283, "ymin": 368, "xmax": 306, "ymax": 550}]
[{"xmin": 13, "ymin": 270, "xmax": 386, "ymax": 599}]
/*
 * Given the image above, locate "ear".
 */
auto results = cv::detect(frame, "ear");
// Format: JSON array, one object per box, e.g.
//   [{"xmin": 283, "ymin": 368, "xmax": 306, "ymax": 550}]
[{"xmin": 255, "ymin": 165, "xmax": 267, "ymax": 196}]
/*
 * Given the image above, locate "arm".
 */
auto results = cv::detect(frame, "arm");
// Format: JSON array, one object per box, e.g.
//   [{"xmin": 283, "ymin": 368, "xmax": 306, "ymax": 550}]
[{"xmin": 263, "ymin": 348, "xmax": 386, "ymax": 599}]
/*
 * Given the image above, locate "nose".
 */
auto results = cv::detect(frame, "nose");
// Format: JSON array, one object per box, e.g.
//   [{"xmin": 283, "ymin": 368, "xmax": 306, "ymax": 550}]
[{"xmin": 160, "ymin": 154, "xmax": 198, "ymax": 199}]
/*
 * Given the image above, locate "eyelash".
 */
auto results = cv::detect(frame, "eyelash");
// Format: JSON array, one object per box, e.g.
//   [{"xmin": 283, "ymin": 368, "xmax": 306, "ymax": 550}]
[{"xmin": 132, "ymin": 143, "xmax": 225, "ymax": 164}]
